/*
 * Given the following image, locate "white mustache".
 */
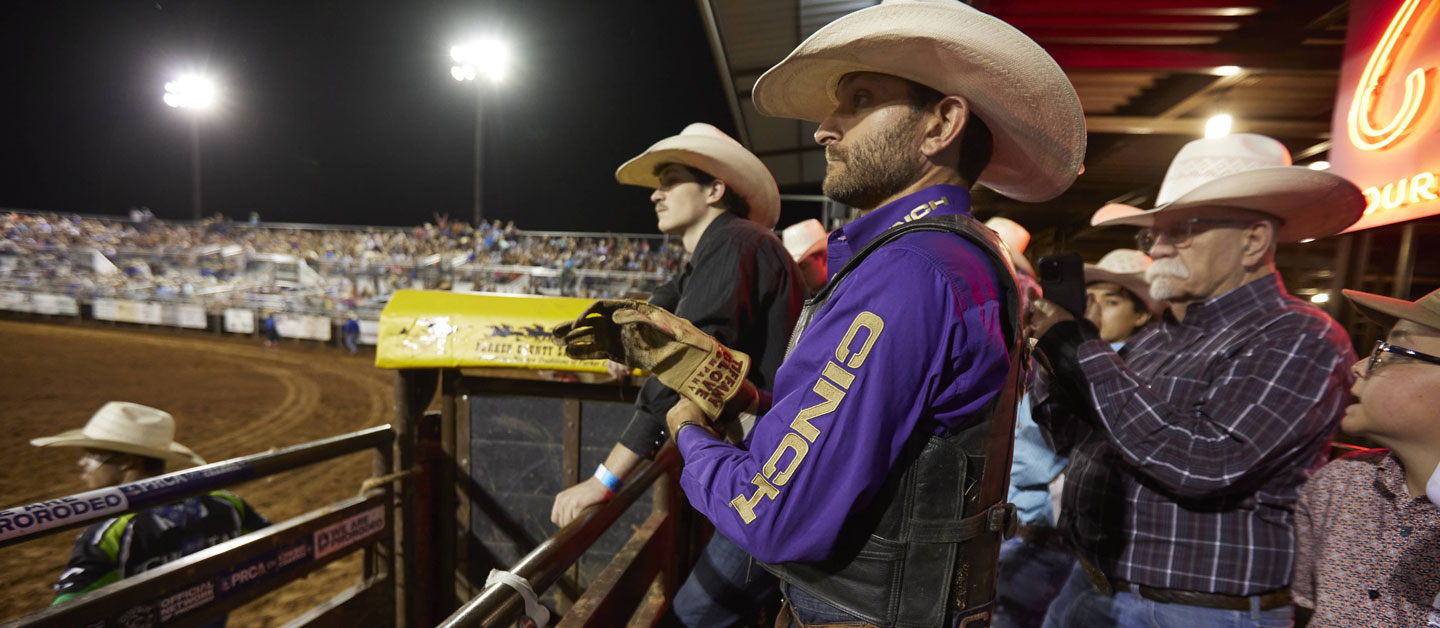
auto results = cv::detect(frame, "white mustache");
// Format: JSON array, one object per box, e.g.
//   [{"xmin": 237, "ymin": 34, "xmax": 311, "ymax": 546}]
[{"xmin": 1146, "ymin": 257, "xmax": 1190, "ymax": 282}]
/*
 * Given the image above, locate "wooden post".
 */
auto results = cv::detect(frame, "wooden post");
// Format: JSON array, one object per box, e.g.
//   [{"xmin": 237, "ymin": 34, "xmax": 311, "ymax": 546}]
[
  {"xmin": 1391, "ymin": 223, "xmax": 1417, "ymax": 299},
  {"xmin": 394, "ymin": 369, "xmax": 438, "ymax": 628}
]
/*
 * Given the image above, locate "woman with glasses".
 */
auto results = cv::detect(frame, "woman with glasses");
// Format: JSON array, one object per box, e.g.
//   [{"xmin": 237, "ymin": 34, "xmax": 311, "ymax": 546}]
[{"xmin": 1293, "ymin": 287, "xmax": 1440, "ymax": 627}]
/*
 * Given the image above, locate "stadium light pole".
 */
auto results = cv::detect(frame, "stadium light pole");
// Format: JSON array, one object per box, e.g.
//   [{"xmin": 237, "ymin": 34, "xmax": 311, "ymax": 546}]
[
  {"xmin": 451, "ymin": 38, "xmax": 509, "ymax": 225},
  {"xmin": 163, "ymin": 75, "xmax": 218, "ymax": 221}
]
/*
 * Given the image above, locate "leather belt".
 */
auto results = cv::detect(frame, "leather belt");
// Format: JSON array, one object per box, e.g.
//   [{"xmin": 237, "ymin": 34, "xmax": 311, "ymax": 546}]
[
  {"xmin": 1078, "ymin": 557, "xmax": 1291, "ymax": 611},
  {"xmin": 1014, "ymin": 523, "xmax": 1070, "ymax": 553}
]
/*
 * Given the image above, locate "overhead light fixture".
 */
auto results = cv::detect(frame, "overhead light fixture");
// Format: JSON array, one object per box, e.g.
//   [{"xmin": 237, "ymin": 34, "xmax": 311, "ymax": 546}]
[
  {"xmin": 1205, "ymin": 113, "xmax": 1233, "ymax": 139},
  {"xmin": 1214, "ymin": 65, "xmax": 1242, "ymax": 76},
  {"xmin": 1308, "ymin": 161, "xmax": 1331, "ymax": 170},
  {"xmin": 1300, "ymin": 238, "xmax": 1318, "ymax": 243},
  {"xmin": 1310, "ymin": 293, "xmax": 1330, "ymax": 304}
]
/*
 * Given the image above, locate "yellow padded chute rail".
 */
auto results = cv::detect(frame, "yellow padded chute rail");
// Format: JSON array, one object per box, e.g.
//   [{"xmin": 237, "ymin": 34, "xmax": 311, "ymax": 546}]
[{"xmin": 375, "ymin": 290, "xmax": 609, "ymax": 372}]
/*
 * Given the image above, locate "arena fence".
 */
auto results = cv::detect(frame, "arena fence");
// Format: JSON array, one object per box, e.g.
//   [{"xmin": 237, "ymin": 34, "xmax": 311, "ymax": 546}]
[{"xmin": 0, "ymin": 425, "xmax": 397, "ymax": 628}]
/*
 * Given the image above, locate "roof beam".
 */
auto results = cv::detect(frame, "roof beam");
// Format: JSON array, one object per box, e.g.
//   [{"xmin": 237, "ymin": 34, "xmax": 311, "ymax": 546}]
[
  {"xmin": 990, "ymin": 1, "xmax": 1272, "ymax": 15},
  {"xmin": 1045, "ymin": 46, "xmax": 1340, "ymax": 72},
  {"xmin": 1085, "ymin": 116, "xmax": 1331, "ymax": 138},
  {"xmin": 1003, "ymin": 14, "xmax": 1245, "ymax": 30}
]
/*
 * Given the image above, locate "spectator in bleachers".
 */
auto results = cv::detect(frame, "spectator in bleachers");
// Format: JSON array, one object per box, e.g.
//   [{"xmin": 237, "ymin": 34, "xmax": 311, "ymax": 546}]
[{"xmin": 30, "ymin": 402, "xmax": 268, "ymax": 624}]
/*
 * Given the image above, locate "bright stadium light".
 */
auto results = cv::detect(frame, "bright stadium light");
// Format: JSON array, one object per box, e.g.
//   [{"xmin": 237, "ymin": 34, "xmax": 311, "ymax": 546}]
[
  {"xmin": 1214, "ymin": 65, "xmax": 1242, "ymax": 76},
  {"xmin": 163, "ymin": 75, "xmax": 218, "ymax": 109},
  {"xmin": 1310, "ymin": 293, "xmax": 1331, "ymax": 304},
  {"xmin": 1205, "ymin": 113, "xmax": 1233, "ymax": 139},
  {"xmin": 451, "ymin": 38, "xmax": 509, "ymax": 83},
  {"xmin": 450, "ymin": 35, "xmax": 513, "ymax": 225},
  {"xmin": 1308, "ymin": 161, "xmax": 1331, "ymax": 170}
]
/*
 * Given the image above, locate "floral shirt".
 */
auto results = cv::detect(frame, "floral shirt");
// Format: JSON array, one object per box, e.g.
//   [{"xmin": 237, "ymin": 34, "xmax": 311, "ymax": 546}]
[{"xmin": 1294, "ymin": 449, "xmax": 1440, "ymax": 627}]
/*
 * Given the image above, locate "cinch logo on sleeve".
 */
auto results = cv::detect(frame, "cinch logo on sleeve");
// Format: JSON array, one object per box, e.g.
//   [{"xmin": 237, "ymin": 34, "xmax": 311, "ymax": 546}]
[{"xmin": 729, "ymin": 312, "xmax": 884, "ymax": 524}]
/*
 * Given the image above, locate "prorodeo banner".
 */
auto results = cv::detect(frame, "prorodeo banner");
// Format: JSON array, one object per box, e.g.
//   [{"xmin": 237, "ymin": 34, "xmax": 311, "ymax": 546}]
[
  {"xmin": 375, "ymin": 290, "xmax": 612, "ymax": 372},
  {"xmin": 0, "ymin": 488, "xmax": 129, "ymax": 542}
]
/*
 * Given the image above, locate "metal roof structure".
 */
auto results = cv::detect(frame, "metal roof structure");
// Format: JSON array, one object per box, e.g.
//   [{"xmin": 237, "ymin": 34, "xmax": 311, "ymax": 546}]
[{"xmin": 696, "ymin": 0, "xmax": 1412, "ymax": 309}]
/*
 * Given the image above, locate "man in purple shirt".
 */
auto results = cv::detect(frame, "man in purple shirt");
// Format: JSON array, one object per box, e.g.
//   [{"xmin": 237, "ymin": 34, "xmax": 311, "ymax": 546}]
[{"xmin": 652, "ymin": 2, "xmax": 1086, "ymax": 625}]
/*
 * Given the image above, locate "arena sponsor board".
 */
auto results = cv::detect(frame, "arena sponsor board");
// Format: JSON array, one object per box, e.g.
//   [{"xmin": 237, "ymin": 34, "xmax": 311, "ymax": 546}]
[
  {"xmin": 375, "ymin": 290, "xmax": 611, "ymax": 372},
  {"xmin": 1330, "ymin": 0, "xmax": 1440, "ymax": 231},
  {"xmin": 32, "ymin": 293, "xmax": 80, "ymax": 316},
  {"xmin": 312, "ymin": 505, "xmax": 385, "ymax": 559},
  {"xmin": 276, "ymin": 313, "xmax": 332, "ymax": 341},
  {"xmin": 223, "ymin": 308, "xmax": 255, "ymax": 334},
  {"xmin": 92, "ymin": 298, "xmax": 165, "ymax": 325},
  {"xmin": 164, "ymin": 304, "xmax": 207, "ymax": 329},
  {"xmin": 158, "ymin": 580, "xmax": 214, "ymax": 623},
  {"xmin": 358, "ymin": 319, "xmax": 380, "ymax": 345},
  {"xmin": 0, "ymin": 290, "xmax": 31, "ymax": 312},
  {"xmin": 0, "ymin": 488, "xmax": 128, "ymax": 542}
]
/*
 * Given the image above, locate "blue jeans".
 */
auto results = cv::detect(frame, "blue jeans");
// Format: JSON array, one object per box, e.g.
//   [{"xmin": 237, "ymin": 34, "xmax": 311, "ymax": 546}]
[
  {"xmin": 993, "ymin": 536, "xmax": 1075, "ymax": 628},
  {"xmin": 1041, "ymin": 563, "xmax": 1293, "ymax": 628},
  {"xmin": 672, "ymin": 532, "xmax": 779, "ymax": 627}
]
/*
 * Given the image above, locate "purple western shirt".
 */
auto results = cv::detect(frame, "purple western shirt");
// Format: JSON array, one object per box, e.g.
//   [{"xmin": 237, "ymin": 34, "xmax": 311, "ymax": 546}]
[{"xmin": 676, "ymin": 185, "xmax": 1010, "ymax": 563}]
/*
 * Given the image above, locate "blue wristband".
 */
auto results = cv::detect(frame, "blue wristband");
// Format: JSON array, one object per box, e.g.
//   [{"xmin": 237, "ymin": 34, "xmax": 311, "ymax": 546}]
[{"xmin": 594, "ymin": 464, "xmax": 622, "ymax": 493}]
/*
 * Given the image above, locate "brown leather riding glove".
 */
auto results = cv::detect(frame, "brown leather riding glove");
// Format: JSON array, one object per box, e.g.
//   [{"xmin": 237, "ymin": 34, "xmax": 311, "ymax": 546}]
[{"xmin": 552, "ymin": 300, "xmax": 751, "ymax": 419}]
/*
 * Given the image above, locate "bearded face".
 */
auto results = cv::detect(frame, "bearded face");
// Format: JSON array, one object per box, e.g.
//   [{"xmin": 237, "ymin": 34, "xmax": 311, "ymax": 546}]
[{"xmin": 817, "ymin": 73, "xmax": 932, "ymax": 211}]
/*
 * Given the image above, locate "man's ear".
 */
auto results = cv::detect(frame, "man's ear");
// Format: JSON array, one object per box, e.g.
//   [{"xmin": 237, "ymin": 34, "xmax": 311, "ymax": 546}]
[
  {"xmin": 1240, "ymin": 220, "xmax": 1277, "ymax": 267},
  {"xmin": 920, "ymin": 95, "xmax": 970, "ymax": 160},
  {"xmin": 706, "ymin": 178, "xmax": 728, "ymax": 205}
]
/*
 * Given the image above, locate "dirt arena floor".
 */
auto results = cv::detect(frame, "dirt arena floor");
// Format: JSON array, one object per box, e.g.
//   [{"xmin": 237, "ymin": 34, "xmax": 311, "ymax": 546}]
[{"xmin": 0, "ymin": 318, "xmax": 397, "ymax": 626}]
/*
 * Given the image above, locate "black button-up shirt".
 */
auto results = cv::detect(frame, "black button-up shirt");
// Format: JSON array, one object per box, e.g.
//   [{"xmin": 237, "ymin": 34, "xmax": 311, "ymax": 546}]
[{"xmin": 619, "ymin": 211, "xmax": 806, "ymax": 458}]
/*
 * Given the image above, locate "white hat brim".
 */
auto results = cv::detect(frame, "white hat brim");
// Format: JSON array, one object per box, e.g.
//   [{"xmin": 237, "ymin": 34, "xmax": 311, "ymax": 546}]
[
  {"xmin": 1084, "ymin": 266, "xmax": 1164, "ymax": 316},
  {"xmin": 751, "ymin": 1, "xmax": 1085, "ymax": 203},
  {"xmin": 1343, "ymin": 289, "xmax": 1440, "ymax": 331},
  {"xmin": 1091, "ymin": 167, "xmax": 1365, "ymax": 242},
  {"xmin": 616, "ymin": 135, "xmax": 781, "ymax": 229},
  {"xmin": 31, "ymin": 429, "xmax": 206, "ymax": 466}
]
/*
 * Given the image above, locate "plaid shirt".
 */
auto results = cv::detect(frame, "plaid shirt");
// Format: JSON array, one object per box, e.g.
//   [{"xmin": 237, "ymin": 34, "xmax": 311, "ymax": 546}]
[{"xmin": 1035, "ymin": 274, "xmax": 1355, "ymax": 595}]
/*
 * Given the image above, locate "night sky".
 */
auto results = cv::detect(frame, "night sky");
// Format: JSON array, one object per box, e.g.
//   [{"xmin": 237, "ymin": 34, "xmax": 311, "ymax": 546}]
[{"xmin": 0, "ymin": 1, "xmax": 737, "ymax": 233}]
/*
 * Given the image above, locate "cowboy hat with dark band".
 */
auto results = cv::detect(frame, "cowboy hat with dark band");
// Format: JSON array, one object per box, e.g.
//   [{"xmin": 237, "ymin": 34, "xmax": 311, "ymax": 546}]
[
  {"xmin": 30, "ymin": 401, "xmax": 206, "ymax": 466},
  {"xmin": 751, "ymin": 0, "xmax": 1086, "ymax": 203},
  {"xmin": 1091, "ymin": 134, "xmax": 1365, "ymax": 243},
  {"xmin": 616, "ymin": 123, "xmax": 781, "ymax": 229}
]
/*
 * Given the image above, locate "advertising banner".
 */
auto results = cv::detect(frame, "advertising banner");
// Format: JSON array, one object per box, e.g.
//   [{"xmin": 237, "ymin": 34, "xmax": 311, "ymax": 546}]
[
  {"xmin": 0, "ymin": 291, "xmax": 31, "ymax": 312},
  {"xmin": 276, "ymin": 314, "xmax": 332, "ymax": 341},
  {"xmin": 224, "ymin": 309, "xmax": 256, "ymax": 334},
  {"xmin": 1330, "ymin": 0, "xmax": 1440, "ymax": 232},
  {"xmin": 32, "ymin": 294, "xmax": 80, "ymax": 316},
  {"xmin": 375, "ymin": 290, "xmax": 609, "ymax": 372}
]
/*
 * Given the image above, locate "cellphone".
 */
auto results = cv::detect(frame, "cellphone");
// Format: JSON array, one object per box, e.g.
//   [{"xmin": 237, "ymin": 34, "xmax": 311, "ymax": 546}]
[{"xmin": 1038, "ymin": 252, "xmax": 1087, "ymax": 319}]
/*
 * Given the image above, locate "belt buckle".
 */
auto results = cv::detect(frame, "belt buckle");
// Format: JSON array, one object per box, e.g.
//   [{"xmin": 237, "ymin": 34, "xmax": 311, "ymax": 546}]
[{"xmin": 1077, "ymin": 558, "xmax": 1113, "ymax": 596}]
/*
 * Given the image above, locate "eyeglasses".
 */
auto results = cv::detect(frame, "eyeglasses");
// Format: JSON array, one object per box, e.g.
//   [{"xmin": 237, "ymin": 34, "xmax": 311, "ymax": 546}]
[
  {"xmin": 1361, "ymin": 340, "xmax": 1440, "ymax": 378},
  {"xmin": 1135, "ymin": 218, "xmax": 1245, "ymax": 251}
]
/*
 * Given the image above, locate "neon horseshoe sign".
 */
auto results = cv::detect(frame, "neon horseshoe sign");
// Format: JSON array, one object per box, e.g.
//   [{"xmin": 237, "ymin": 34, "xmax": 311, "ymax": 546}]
[{"xmin": 1347, "ymin": 0, "xmax": 1436, "ymax": 151}]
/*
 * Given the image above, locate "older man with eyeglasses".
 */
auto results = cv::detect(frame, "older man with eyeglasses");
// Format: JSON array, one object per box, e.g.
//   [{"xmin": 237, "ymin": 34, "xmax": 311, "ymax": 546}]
[{"xmin": 1025, "ymin": 134, "xmax": 1365, "ymax": 628}]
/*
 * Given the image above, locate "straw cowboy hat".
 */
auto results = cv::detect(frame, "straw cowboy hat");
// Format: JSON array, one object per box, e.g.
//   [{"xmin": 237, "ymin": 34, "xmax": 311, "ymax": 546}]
[
  {"xmin": 781, "ymin": 219, "xmax": 828, "ymax": 262},
  {"xmin": 30, "ymin": 401, "xmax": 206, "ymax": 466},
  {"xmin": 750, "ymin": 0, "xmax": 1086, "ymax": 203},
  {"xmin": 1343, "ymin": 287, "xmax": 1440, "ymax": 331},
  {"xmin": 1091, "ymin": 134, "xmax": 1365, "ymax": 242},
  {"xmin": 616, "ymin": 123, "xmax": 781, "ymax": 229},
  {"xmin": 984, "ymin": 217, "xmax": 1036, "ymax": 276},
  {"xmin": 1084, "ymin": 249, "xmax": 1165, "ymax": 316}
]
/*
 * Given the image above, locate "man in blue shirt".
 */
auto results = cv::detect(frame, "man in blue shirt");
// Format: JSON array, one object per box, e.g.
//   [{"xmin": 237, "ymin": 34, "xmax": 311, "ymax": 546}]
[{"xmin": 644, "ymin": 2, "xmax": 1086, "ymax": 625}]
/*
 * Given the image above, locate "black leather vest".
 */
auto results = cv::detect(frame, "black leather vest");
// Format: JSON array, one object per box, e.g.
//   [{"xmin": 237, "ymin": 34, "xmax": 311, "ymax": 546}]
[{"xmin": 763, "ymin": 215, "xmax": 1025, "ymax": 628}]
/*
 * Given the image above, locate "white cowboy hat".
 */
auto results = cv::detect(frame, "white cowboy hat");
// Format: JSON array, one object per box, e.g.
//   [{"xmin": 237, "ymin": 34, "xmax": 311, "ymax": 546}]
[
  {"xmin": 984, "ymin": 216, "xmax": 1036, "ymax": 276},
  {"xmin": 1090, "ymin": 134, "xmax": 1364, "ymax": 242},
  {"xmin": 1343, "ymin": 287, "xmax": 1440, "ymax": 331},
  {"xmin": 781, "ymin": 219, "xmax": 828, "ymax": 262},
  {"xmin": 1084, "ymin": 249, "xmax": 1165, "ymax": 316},
  {"xmin": 750, "ymin": 0, "xmax": 1085, "ymax": 203},
  {"xmin": 30, "ymin": 401, "xmax": 206, "ymax": 466},
  {"xmin": 615, "ymin": 123, "xmax": 781, "ymax": 228}
]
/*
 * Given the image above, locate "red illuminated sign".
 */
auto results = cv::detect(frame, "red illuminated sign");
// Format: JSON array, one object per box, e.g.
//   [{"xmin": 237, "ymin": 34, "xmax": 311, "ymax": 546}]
[{"xmin": 1331, "ymin": 0, "xmax": 1440, "ymax": 232}]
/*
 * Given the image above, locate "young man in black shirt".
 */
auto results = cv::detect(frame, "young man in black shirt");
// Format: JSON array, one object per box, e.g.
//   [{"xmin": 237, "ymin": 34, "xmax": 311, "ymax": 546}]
[{"xmin": 550, "ymin": 123, "xmax": 805, "ymax": 626}]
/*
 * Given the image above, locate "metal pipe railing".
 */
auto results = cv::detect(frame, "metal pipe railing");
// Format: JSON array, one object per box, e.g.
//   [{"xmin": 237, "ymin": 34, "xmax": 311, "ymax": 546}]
[
  {"xmin": 436, "ymin": 443, "xmax": 680, "ymax": 628},
  {"xmin": 0, "ymin": 424, "xmax": 394, "ymax": 549}
]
